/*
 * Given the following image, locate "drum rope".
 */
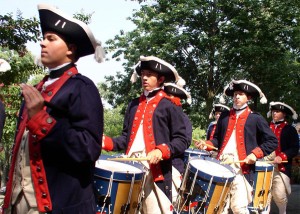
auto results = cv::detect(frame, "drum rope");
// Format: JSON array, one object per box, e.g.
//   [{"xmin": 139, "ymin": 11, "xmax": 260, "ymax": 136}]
[
  {"xmin": 260, "ymin": 168, "xmax": 268, "ymax": 207},
  {"xmin": 215, "ymin": 177, "xmax": 229, "ymax": 211},
  {"xmin": 196, "ymin": 175, "xmax": 214, "ymax": 214},
  {"xmin": 122, "ymin": 174, "xmax": 135, "ymax": 214},
  {"xmin": 176, "ymin": 162, "xmax": 191, "ymax": 213},
  {"xmin": 136, "ymin": 166, "xmax": 148, "ymax": 214},
  {"xmin": 265, "ymin": 167, "xmax": 275, "ymax": 212},
  {"xmin": 189, "ymin": 168, "xmax": 199, "ymax": 212},
  {"xmin": 100, "ymin": 172, "xmax": 114, "ymax": 214}
]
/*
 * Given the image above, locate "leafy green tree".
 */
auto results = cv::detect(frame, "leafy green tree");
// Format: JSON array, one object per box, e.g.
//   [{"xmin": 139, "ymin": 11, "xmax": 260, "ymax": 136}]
[
  {"xmin": 0, "ymin": 47, "xmax": 43, "ymax": 84},
  {"xmin": 0, "ymin": 84, "xmax": 22, "ymax": 187},
  {"xmin": 103, "ymin": 106, "xmax": 124, "ymax": 138},
  {"xmin": 104, "ymin": 0, "xmax": 300, "ymax": 129},
  {"xmin": 0, "ymin": 10, "xmax": 40, "ymax": 56}
]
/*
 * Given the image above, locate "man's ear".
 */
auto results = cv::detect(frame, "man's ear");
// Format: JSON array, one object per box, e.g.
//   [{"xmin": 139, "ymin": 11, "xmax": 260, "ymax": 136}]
[
  {"xmin": 67, "ymin": 44, "xmax": 77, "ymax": 56},
  {"xmin": 158, "ymin": 76, "xmax": 165, "ymax": 85}
]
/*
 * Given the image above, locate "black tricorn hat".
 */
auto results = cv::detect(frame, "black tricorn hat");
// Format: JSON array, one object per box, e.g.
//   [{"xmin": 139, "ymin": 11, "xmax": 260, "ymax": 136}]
[
  {"xmin": 163, "ymin": 83, "xmax": 191, "ymax": 104},
  {"xmin": 223, "ymin": 80, "xmax": 267, "ymax": 104},
  {"xmin": 38, "ymin": 4, "xmax": 105, "ymax": 62},
  {"xmin": 132, "ymin": 56, "xmax": 177, "ymax": 82},
  {"xmin": 267, "ymin": 101, "xmax": 298, "ymax": 120},
  {"xmin": 209, "ymin": 104, "xmax": 230, "ymax": 119}
]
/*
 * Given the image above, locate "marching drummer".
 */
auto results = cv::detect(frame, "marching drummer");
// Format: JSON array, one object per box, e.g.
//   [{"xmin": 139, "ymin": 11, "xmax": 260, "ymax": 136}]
[
  {"xmin": 163, "ymin": 82, "xmax": 193, "ymax": 203},
  {"xmin": 207, "ymin": 103, "xmax": 230, "ymax": 141},
  {"xmin": 264, "ymin": 102, "xmax": 299, "ymax": 214},
  {"xmin": 195, "ymin": 79, "xmax": 278, "ymax": 214},
  {"xmin": 102, "ymin": 56, "xmax": 189, "ymax": 214},
  {"xmin": 207, "ymin": 103, "xmax": 230, "ymax": 158}
]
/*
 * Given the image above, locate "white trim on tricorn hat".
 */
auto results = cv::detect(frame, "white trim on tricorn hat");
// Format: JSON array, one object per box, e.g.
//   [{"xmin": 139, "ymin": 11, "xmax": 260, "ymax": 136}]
[
  {"xmin": 0, "ymin": 59, "xmax": 11, "ymax": 72},
  {"xmin": 163, "ymin": 82, "xmax": 191, "ymax": 104},
  {"xmin": 209, "ymin": 103, "xmax": 230, "ymax": 119},
  {"xmin": 38, "ymin": 4, "xmax": 105, "ymax": 63},
  {"xmin": 221, "ymin": 79, "xmax": 267, "ymax": 104},
  {"xmin": 130, "ymin": 56, "xmax": 186, "ymax": 84},
  {"xmin": 267, "ymin": 101, "xmax": 298, "ymax": 120}
]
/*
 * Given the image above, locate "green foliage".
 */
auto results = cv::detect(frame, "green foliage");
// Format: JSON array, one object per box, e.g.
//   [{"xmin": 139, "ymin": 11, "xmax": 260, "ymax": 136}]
[
  {"xmin": 0, "ymin": 47, "xmax": 44, "ymax": 84},
  {"xmin": 0, "ymin": 10, "xmax": 40, "ymax": 56},
  {"xmin": 73, "ymin": 10, "xmax": 94, "ymax": 25},
  {"xmin": 0, "ymin": 10, "xmax": 43, "ymax": 186},
  {"xmin": 103, "ymin": 106, "xmax": 124, "ymax": 138},
  {"xmin": 27, "ymin": 74, "xmax": 46, "ymax": 86},
  {"xmin": 0, "ymin": 84, "xmax": 22, "ymax": 186},
  {"xmin": 104, "ymin": 0, "xmax": 300, "ymax": 128}
]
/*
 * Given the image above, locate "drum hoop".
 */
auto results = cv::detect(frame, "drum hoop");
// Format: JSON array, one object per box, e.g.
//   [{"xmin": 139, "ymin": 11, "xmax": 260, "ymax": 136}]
[
  {"xmin": 188, "ymin": 157, "xmax": 236, "ymax": 183},
  {"xmin": 94, "ymin": 161, "xmax": 144, "ymax": 181},
  {"xmin": 255, "ymin": 162, "xmax": 274, "ymax": 171},
  {"xmin": 184, "ymin": 148, "xmax": 210, "ymax": 156}
]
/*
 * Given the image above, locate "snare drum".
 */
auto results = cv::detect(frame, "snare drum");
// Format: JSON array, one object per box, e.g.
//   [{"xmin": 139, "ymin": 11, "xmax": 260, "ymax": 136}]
[
  {"xmin": 94, "ymin": 159, "xmax": 145, "ymax": 214},
  {"xmin": 175, "ymin": 157, "xmax": 235, "ymax": 214},
  {"xmin": 248, "ymin": 161, "xmax": 274, "ymax": 212},
  {"xmin": 184, "ymin": 148, "xmax": 210, "ymax": 164}
]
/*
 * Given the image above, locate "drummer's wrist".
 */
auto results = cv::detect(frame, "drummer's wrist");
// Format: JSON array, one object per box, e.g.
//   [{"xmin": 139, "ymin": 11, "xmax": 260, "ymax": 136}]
[
  {"xmin": 205, "ymin": 141, "xmax": 213, "ymax": 151},
  {"xmin": 251, "ymin": 147, "xmax": 264, "ymax": 159},
  {"xmin": 155, "ymin": 144, "xmax": 171, "ymax": 160}
]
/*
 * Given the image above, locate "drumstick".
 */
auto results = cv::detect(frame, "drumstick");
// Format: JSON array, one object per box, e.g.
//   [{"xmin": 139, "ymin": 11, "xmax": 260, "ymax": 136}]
[
  {"xmin": 107, "ymin": 157, "xmax": 163, "ymax": 162},
  {"xmin": 192, "ymin": 138, "xmax": 218, "ymax": 150},
  {"xmin": 221, "ymin": 160, "xmax": 288, "ymax": 165},
  {"xmin": 221, "ymin": 160, "xmax": 246, "ymax": 164},
  {"xmin": 107, "ymin": 157, "xmax": 150, "ymax": 161}
]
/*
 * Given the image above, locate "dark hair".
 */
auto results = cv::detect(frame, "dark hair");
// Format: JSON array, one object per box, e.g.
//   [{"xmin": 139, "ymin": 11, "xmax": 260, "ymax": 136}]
[{"xmin": 60, "ymin": 33, "xmax": 79, "ymax": 62}]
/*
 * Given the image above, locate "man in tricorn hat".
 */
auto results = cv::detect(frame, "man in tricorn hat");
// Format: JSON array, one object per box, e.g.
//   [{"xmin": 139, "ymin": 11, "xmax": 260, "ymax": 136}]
[
  {"xmin": 102, "ymin": 56, "xmax": 189, "ymax": 213},
  {"xmin": 205, "ymin": 103, "xmax": 230, "ymax": 158},
  {"xmin": 207, "ymin": 103, "xmax": 230, "ymax": 141},
  {"xmin": 3, "ymin": 4, "xmax": 104, "ymax": 214},
  {"xmin": 196, "ymin": 79, "xmax": 277, "ymax": 213},
  {"xmin": 264, "ymin": 102, "xmax": 299, "ymax": 214},
  {"xmin": 163, "ymin": 82, "xmax": 193, "ymax": 203}
]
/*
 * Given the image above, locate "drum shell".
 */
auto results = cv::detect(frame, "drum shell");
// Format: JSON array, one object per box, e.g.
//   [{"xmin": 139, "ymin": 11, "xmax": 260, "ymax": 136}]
[
  {"xmin": 248, "ymin": 161, "xmax": 274, "ymax": 212},
  {"xmin": 94, "ymin": 159, "xmax": 145, "ymax": 214},
  {"xmin": 176, "ymin": 157, "xmax": 235, "ymax": 214}
]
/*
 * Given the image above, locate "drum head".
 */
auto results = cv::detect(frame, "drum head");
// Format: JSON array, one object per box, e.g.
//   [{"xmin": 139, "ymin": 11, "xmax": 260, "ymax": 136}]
[
  {"xmin": 95, "ymin": 160, "xmax": 144, "ymax": 181},
  {"xmin": 188, "ymin": 157, "xmax": 235, "ymax": 183}
]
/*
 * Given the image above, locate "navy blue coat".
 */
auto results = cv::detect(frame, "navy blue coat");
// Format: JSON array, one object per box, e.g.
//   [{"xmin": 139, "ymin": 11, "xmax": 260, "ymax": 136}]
[
  {"xmin": 277, "ymin": 124, "xmax": 299, "ymax": 177},
  {"xmin": 211, "ymin": 111, "xmax": 278, "ymax": 182},
  {"xmin": 172, "ymin": 113, "xmax": 193, "ymax": 174},
  {"xmin": 206, "ymin": 121, "xmax": 216, "ymax": 140},
  {"xmin": 112, "ymin": 96, "xmax": 189, "ymax": 200}
]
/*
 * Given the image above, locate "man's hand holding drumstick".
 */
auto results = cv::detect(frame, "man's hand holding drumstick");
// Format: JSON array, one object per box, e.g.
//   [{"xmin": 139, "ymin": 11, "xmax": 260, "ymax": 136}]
[
  {"xmin": 193, "ymin": 139, "xmax": 218, "ymax": 151},
  {"xmin": 147, "ymin": 149, "xmax": 163, "ymax": 164}
]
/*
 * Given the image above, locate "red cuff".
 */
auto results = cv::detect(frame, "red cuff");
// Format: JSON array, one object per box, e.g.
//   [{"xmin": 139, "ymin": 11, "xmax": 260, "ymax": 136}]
[
  {"xmin": 27, "ymin": 110, "xmax": 56, "ymax": 141},
  {"xmin": 278, "ymin": 152, "xmax": 288, "ymax": 161},
  {"xmin": 205, "ymin": 140, "xmax": 214, "ymax": 151},
  {"xmin": 155, "ymin": 144, "xmax": 171, "ymax": 160},
  {"xmin": 103, "ymin": 135, "xmax": 114, "ymax": 151},
  {"xmin": 252, "ymin": 147, "xmax": 264, "ymax": 159}
]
